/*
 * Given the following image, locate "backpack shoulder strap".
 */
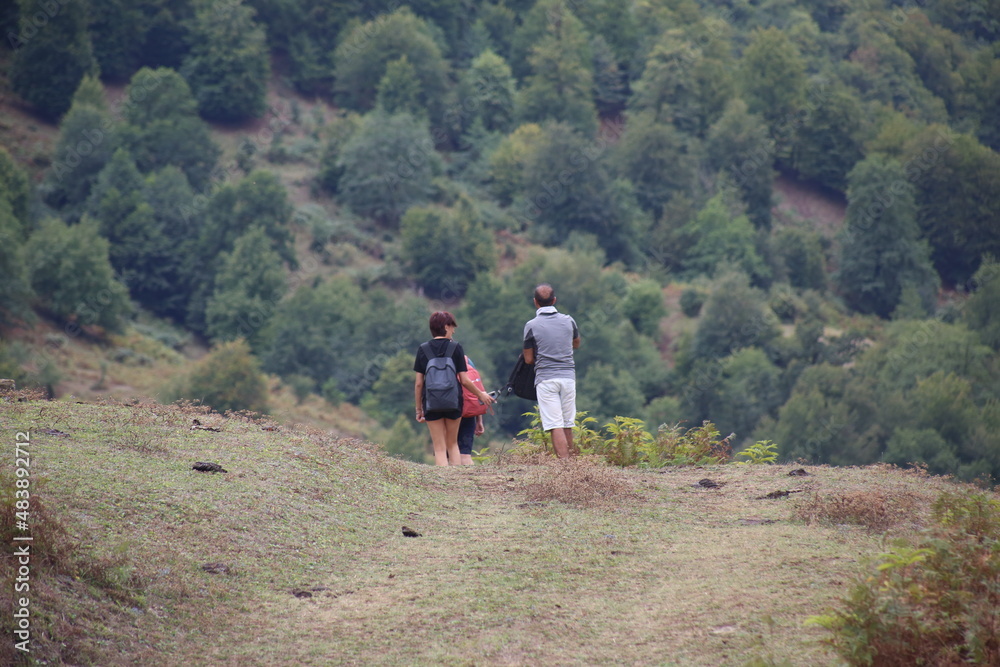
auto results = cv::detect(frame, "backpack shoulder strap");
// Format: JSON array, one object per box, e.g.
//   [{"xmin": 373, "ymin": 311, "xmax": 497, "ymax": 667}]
[
  {"xmin": 445, "ymin": 340, "xmax": 458, "ymax": 360},
  {"xmin": 420, "ymin": 341, "xmax": 434, "ymax": 358}
]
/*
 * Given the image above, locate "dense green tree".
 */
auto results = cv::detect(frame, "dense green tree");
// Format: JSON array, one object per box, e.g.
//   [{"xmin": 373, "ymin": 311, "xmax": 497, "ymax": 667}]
[
  {"xmin": 955, "ymin": 46, "xmax": 1000, "ymax": 152},
  {"xmin": 139, "ymin": 0, "xmax": 195, "ymax": 69},
  {"xmin": 682, "ymin": 193, "xmax": 767, "ymax": 282},
  {"xmin": 1, "ymin": 1, "xmax": 19, "ymax": 42},
  {"xmin": 692, "ymin": 271, "xmax": 779, "ymax": 360},
  {"xmin": 516, "ymin": 0, "xmax": 597, "ymax": 136},
  {"xmin": 706, "ymin": 99, "xmax": 775, "ymax": 228},
  {"xmin": 578, "ymin": 362, "xmax": 646, "ymax": 426},
  {"xmin": 836, "ymin": 24, "xmax": 947, "ymax": 125},
  {"xmin": 964, "ymin": 258, "xmax": 1000, "ymax": 351},
  {"xmin": 792, "ymin": 82, "xmax": 865, "ymax": 191},
  {"xmin": 883, "ymin": 427, "xmax": 956, "ymax": 476},
  {"xmin": 380, "ymin": 414, "xmax": 430, "ymax": 463},
  {"xmin": 622, "ymin": 279, "xmax": 667, "ymax": 338},
  {"xmin": 459, "ymin": 273, "xmax": 534, "ymax": 377},
  {"xmin": 361, "ymin": 352, "xmax": 422, "ymax": 428},
  {"xmin": 181, "ymin": 0, "xmax": 270, "ymax": 121},
  {"xmin": 332, "ymin": 8, "xmax": 450, "ymax": 124},
  {"xmin": 855, "ymin": 319, "xmax": 995, "ymax": 396},
  {"xmin": 336, "ymin": 111, "xmax": 442, "ymax": 225},
  {"xmin": 573, "ymin": 0, "xmax": 639, "ymax": 71},
  {"xmin": 196, "ymin": 169, "xmax": 295, "ymax": 266},
  {"xmin": 474, "ymin": 2, "xmax": 517, "ymax": 61},
  {"xmin": 24, "ymin": 218, "xmax": 131, "ymax": 332},
  {"xmin": 174, "ymin": 338, "xmax": 268, "ymax": 414},
  {"xmin": 450, "ymin": 49, "xmax": 516, "ymax": 137},
  {"xmin": 518, "ymin": 122, "xmax": 644, "ymax": 263},
  {"xmin": 9, "ymin": 0, "xmax": 97, "ymax": 119},
  {"xmin": 400, "ymin": 198, "xmax": 496, "ymax": 299},
  {"xmin": 488, "ymin": 123, "xmax": 544, "ymax": 206},
  {"xmin": 590, "ymin": 35, "xmax": 628, "ymax": 116},
  {"xmin": 891, "ymin": 11, "xmax": 966, "ymax": 115},
  {"xmin": 0, "ymin": 199, "xmax": 32, "ymax": 325},
  {"xmin": 772, "ymin": 227, "xmax": 826, "ymax": 291},
  {"xmin": 316, "ymin": 112, "xmax": 363, "ymax": 195},
  {"xmin": 262, "ymin": 278, "xmax": 428, "ymax": 400},
  {"xmin": 205, "ymin": 228, "xmax": 287, "ymax": 348},
  {"xmin": 508, "ymin": 0, "xmax": 565, "ymax": 80},
  {"xmin": 41, "ymin": 76, "xmax": 117, "ymax": 220},
  {"xmin": 835, "ymin": 155, "xmax": 938, "ymax": 318},
  {"xmin": 763, "ymin": 363, "xmax": 882, "ymax": 465},
  {"xmin": 83, "ymin": 150, "xmax": 168, "ymax": 304},
  {"xmin": 376, "ymin": 56, "xmax": 424, "ymax": 118},
  {"xmin": 801, "ymin": 0, "xmax": 849, "ymax": 33},
  {"xmin": 88, "ymin": 0, "xmax": 145, "ymax": 81},
  {"xmin": 184, "ymin": 169, "xmax": 294, "ymax": 331},
  {"xmin": 140, "ymin": 165, "xmax": 199, "ymax": 319},
  {"xmin": 630, "ymin": 30, "xmax": 735, "ymax": 137},
  {"xmin": 119, "ymin": 67, "xmax": 220, "ymax": 190},
  {"xmin": 612, "ymin": 110, "xmax": 698, "ymax": 219},
  {"xmin": 704, "ymin": 348, "xmax": 783, "ymax": 443},
  {"xmin": 904, "ymin": 127, "xmax": 1000, "ymax": 287},
  {"xmin": 0, "ymin": 146, "xmax": 31, "ymax": 238},
  {"xmin": 738, "ymin": 27, "xmax": 807, "ymax": 150}
]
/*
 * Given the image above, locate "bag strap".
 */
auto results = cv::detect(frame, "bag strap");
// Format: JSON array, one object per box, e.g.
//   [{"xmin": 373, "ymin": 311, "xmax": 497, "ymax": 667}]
[{"xmin": 421, "ymin": 340, "xmax": 458, "ymax": 361}]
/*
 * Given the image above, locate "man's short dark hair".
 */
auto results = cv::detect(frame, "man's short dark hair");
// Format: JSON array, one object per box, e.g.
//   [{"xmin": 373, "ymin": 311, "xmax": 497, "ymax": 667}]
[{"xmin": 534, "ymin": 283, "xmax": 556, "ymax": 307}]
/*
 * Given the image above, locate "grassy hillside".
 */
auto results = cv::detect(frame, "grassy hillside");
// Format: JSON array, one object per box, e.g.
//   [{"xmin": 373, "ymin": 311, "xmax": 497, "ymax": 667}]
[{"xmin": 3, "ymin": 395, "xmax": 989, "ymax": 666}]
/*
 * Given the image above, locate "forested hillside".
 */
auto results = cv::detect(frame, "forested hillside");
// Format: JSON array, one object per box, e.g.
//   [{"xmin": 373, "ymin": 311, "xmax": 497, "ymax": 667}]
[{"xmin": 1, "ymin": 0, "xmax": 999, "ymax": 481}]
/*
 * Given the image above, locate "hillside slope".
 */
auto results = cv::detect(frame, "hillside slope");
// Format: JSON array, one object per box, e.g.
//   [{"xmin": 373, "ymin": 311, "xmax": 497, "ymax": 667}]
[{"xmin": 3, "ymin": 397, "xmax": 983, "ymax": 666}]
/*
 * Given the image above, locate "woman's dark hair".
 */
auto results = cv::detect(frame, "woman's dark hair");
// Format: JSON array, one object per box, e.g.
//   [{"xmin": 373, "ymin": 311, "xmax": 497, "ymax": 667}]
[{"xmin": 429, "ymin": 311, "xmax": 457, "ymax": 337}]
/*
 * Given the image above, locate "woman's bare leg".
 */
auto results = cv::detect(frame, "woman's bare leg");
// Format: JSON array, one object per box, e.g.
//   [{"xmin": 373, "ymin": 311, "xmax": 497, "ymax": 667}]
[{"xmin": 426, "ymin": 419, "xmax": 450, "ymax": 466}]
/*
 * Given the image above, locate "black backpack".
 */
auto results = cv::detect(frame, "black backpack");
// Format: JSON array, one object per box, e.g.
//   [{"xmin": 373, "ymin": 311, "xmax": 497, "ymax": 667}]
[
  {"xmin": 504, "ymin": 352, "xmax": 536, "ymax": 401},
  {"xmin": 421, "ymin": 341, "xmax": 462, "ymax": 412}
]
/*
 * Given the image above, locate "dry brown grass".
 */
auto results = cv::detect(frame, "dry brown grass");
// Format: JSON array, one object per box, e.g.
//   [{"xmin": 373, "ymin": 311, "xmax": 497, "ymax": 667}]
[
  {"xmin": 794, "ymin": 488, "xmax": 921, "ymax": 532},
  {"xmin": 520, "ymin": 457, "xmax": 641, "ymax": 507}
]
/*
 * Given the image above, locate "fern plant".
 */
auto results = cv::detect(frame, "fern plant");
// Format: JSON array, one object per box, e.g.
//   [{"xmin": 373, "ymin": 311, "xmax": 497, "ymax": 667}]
[
  {"xmin": 513, "ymin": 406, "xmax": 550, "ymax": 456},
  {"xmin": 736, "ymin": 440, "xmax": 778, "ymax": 465},
  {"xmin": 572, "ymin": 411, "xmax": 601, "ymax": 456},
  {"xmin": 599, "ymin": 416, "xmax": 652, "ymax": 467},
  {"xmin": 646, "ymin": 421, "xmax": 732, "ymax": 466}
]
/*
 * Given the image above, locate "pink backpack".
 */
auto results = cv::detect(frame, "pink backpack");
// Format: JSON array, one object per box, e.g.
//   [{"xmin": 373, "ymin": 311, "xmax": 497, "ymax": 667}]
[{"xmin": 461, "ymin": 356, "xmax": 488, "ymax": 418}]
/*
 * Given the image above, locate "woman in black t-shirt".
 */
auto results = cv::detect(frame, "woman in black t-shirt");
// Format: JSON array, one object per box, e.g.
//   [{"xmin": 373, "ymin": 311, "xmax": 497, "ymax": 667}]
[{"xmin": 414, "ymin": 311, "xmax": 494, "ymax": 466}]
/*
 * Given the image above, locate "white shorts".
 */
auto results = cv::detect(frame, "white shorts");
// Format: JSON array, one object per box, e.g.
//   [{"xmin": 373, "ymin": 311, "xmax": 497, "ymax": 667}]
[{"xmin": 536, "ymin": 378, "xmax": 576, "ymax": 431}]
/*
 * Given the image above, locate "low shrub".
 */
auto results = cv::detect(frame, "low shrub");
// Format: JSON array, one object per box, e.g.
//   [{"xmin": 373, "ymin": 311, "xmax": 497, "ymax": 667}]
[
  {"xmin": 643, "ymin": 421, "xmax": 733, "ymax": 467},
  {"xmin": 807, "ymin": 488, "xmax": 1000, "ymax": 665}
]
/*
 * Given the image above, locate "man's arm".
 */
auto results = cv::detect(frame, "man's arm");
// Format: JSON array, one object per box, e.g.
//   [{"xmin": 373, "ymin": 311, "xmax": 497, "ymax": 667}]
[
  {"xmin": 523, "ymin": 327, "xmax": 535, "ymax": 364},
  {"xmin": 572, "ymin": 336, "xmax": 581, "ymax": 349}
]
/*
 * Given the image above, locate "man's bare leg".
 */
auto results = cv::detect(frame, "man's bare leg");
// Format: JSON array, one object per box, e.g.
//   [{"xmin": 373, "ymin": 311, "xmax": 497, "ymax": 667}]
[{"xmin": 549, "ymin": 427, "xmax": 572, "ymax": 459}]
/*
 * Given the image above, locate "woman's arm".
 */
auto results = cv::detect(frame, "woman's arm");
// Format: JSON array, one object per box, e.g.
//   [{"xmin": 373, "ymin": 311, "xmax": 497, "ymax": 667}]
[
  {"xmin": 414, "ymin": 372, "xmax": 425, "ymax": 422},
  {"xmin": 458, "ymin": 372, "xmax": 494, "ymax": 408}
]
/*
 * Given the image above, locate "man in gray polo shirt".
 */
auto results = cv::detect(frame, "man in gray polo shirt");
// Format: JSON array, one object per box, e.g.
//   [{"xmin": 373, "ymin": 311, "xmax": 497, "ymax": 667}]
[{"xmin": 523, "ymin": 283, "xmax": 581, "ymax": 458}]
